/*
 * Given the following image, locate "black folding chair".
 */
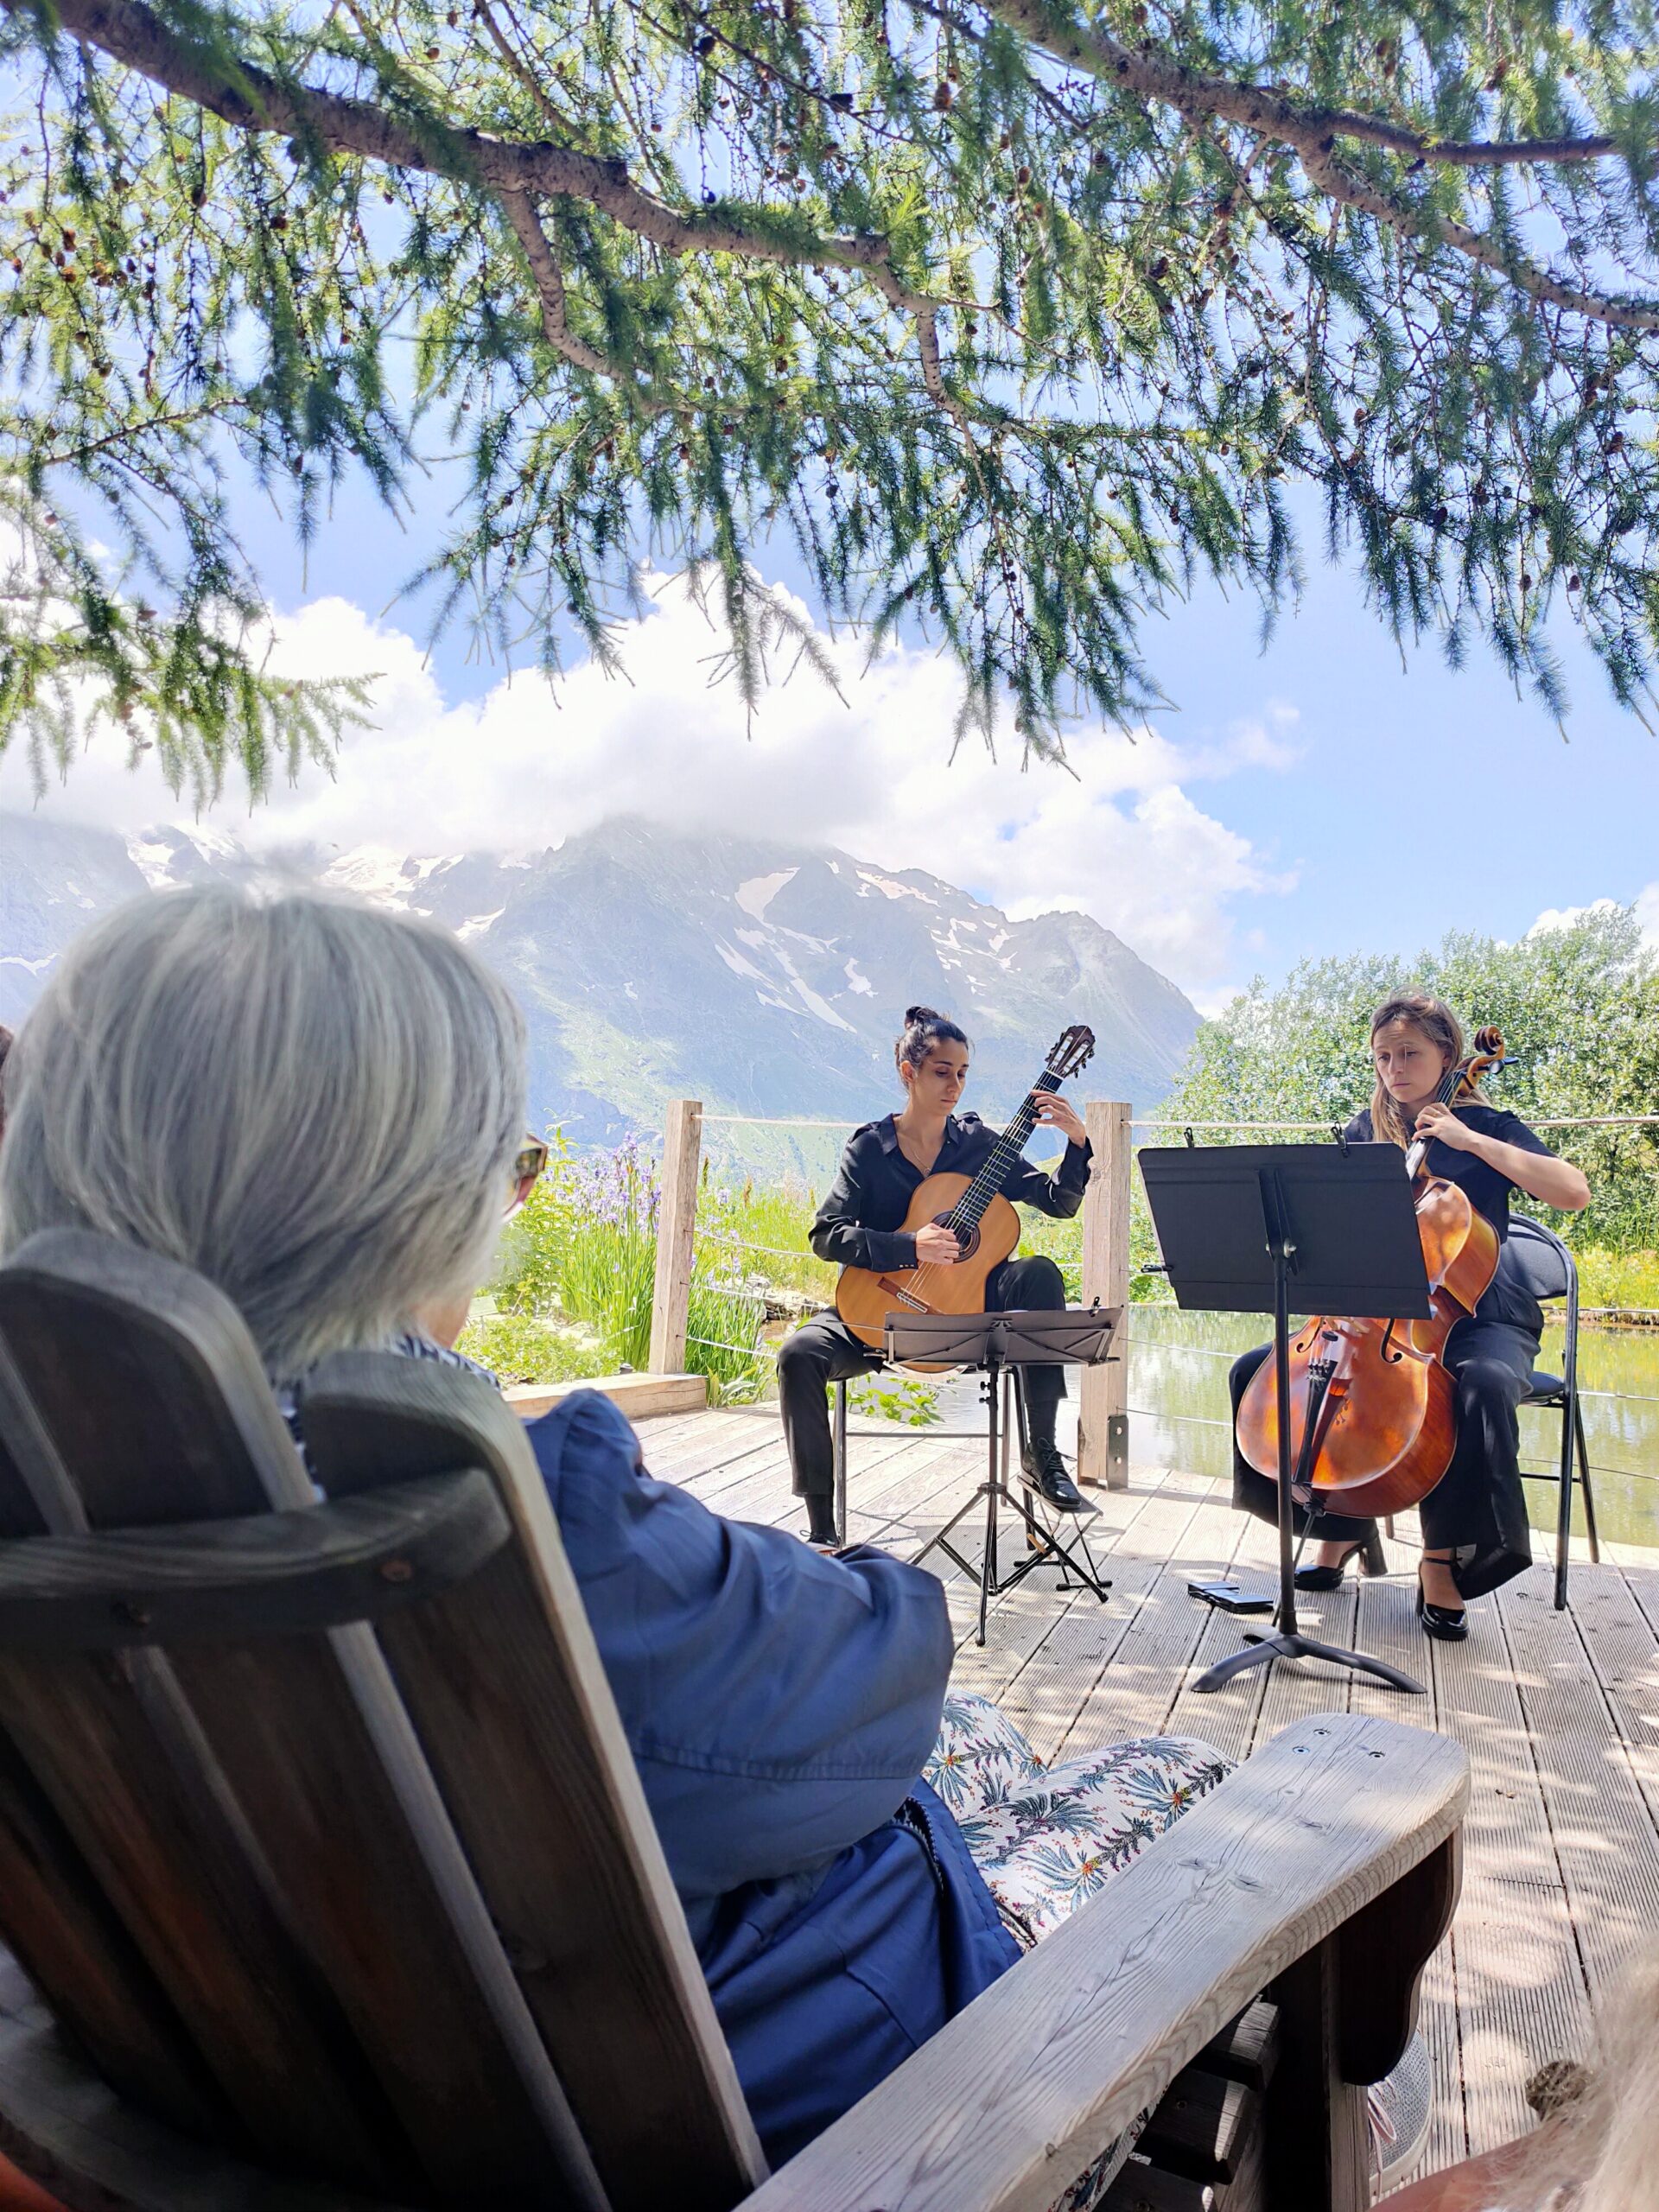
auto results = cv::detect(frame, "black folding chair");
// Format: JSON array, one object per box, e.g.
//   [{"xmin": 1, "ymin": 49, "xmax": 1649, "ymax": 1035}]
[{"xmin": 1506, "ymin": 1215, "xmax": 1600, "ymax": 1610}]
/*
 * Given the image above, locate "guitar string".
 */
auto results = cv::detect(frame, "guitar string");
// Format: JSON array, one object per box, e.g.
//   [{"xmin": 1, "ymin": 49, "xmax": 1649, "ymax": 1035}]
[
  {"xmin": 907, "ymin": 1087, "xmax": 1046, "ymax": 1305},
  {"xmin": 904, "ymin": 1071, "xmax": 1068, "ymax": 1308}
]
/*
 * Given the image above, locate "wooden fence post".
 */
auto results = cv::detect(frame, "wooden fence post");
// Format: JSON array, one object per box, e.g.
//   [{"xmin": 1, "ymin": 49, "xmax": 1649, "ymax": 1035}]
[
  {"xmin": 649, "ymin": 1099, "xmax": 702, "ymax": 1375},
  {"xmin": 1077, "ymin": 1099, "xmax": 1132, "ymax": 1491}
]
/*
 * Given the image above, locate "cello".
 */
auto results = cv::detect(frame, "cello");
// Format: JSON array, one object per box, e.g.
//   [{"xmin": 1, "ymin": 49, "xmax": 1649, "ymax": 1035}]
[{"xmin": 1234, "ymin": 1026, "xmax": 1509, "ymax": 1521}]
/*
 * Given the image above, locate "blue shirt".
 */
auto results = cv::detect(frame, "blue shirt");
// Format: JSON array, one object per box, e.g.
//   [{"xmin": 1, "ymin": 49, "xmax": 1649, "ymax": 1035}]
[{"xmin": 524, "ymin": 1390, "xmax": 1020, "ymax": 2164}]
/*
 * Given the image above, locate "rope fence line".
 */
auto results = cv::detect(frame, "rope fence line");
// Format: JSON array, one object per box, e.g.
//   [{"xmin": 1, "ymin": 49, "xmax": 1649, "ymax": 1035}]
[
  {"xmin": 1127, "ymin": 1115, "xmax": 1659, "ymax": 1133},
  {"xmin": 648, "ymin": 1096, "xmax": 1656, "ymax": 1495},
  {"xmin": 702, "ymin": 1115, "xmax": 855, "ymax": 1129},
  {"xmin": 702, "ymin": 1230, "xmax": 833, "ymax": 1267},
  {"xmin": 1127, "ymin": 1401, "xmax": 1657, "ymax": 1484},
  {"xmin": 685, "ymin": 1332, "xmax": 773, "ymax": 1362},
  {"xmin": 704, "ymin": 1113, "xmax": 1659, "ymax": 1133}
]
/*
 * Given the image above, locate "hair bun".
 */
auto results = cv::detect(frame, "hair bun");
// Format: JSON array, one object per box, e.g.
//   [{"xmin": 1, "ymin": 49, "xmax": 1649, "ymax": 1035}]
[{"xmin": 903, "ymin": 1004, "xmax": 942, "ymax": 1027}]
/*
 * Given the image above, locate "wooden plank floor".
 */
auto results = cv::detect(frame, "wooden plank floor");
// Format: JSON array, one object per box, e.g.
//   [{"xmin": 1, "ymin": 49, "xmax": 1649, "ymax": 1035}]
[{"xmin": 641, "ymin": 1405, "xmax": 1659, "ymax": 2195}]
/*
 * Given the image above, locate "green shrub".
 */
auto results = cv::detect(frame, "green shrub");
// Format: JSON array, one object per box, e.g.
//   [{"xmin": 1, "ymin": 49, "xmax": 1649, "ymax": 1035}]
[
  {"xmin": 454, "ymin": 1313, "xmax": 611, "ymax": 1385},
  {"xmin": 845, "ymin": 1373, "xmax": 942, "ymax": 1427},
  {"xmin": 1576, "ymin": 1248, "xmax": 1659, "ymax": 1312},
  {"xmin": 482, "ymin": 1130, "xmax": 772, "ymax": 1399},
  {"xmin": 697, "ymin": 1173, "xmax": 836, "ymax": 1305}
]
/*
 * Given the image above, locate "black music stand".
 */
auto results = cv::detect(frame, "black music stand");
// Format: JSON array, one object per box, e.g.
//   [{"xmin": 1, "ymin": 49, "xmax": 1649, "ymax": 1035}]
[
  {"xmin": 893, "ymin": 1308, "xmax": 1117, "ymax": 1648},
  {"xmin": 1138, "ymin": 1146, "xmax": 1429, "ymax": 1698}
]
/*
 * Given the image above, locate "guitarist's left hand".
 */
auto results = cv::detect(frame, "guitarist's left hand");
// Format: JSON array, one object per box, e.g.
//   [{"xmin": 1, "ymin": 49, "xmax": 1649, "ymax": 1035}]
[{"xmin": 1033, "ymin": 1094, "xmax": 1088, "ymax": 1148}]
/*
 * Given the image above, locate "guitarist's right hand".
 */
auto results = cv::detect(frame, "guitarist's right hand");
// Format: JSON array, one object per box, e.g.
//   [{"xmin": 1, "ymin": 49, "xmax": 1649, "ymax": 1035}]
[{"xmin": 914, "ymin": 1221, "xmax": 963, "ymax": 1266}]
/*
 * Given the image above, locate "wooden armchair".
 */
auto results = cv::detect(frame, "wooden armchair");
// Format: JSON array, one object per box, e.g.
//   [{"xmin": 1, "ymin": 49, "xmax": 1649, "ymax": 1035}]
[{"xmin": 0, "ymin": 1230, "xmax": 1468, "ymax": 2212}]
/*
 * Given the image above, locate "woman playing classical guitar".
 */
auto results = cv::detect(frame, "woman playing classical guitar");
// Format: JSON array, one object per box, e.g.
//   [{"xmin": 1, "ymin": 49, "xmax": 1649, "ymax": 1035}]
[
  {"xmin": 1229, "ymin": 991, "xmax": 1591, "ymax": 1639},
  {"xmin": 779, "ymin": 1006, "xmax": 1093, "ymax": 1545}
]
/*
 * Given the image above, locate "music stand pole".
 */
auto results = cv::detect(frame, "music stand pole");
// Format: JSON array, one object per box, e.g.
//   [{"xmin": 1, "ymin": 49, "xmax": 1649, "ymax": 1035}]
[
  {"xmin": 1268, "ymin": 1167, "xmax": 1299, "ymax": 1645},
  {"xmin": 1192, "ymin": 1165, "xmax": 1423, "ymax": 1698}
]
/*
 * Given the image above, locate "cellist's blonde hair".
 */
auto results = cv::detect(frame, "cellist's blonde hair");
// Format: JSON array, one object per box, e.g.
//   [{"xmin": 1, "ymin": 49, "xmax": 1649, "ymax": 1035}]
[{"xmin": 1368, "ymin": 991, "xmax": 1480, "ymax": 1147}]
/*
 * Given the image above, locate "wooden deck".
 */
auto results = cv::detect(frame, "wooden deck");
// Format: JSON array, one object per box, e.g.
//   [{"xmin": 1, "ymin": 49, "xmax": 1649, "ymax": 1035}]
[{"xmin": 635, "ymin": 1403, "xmax": 1659, "ymax": 2193}]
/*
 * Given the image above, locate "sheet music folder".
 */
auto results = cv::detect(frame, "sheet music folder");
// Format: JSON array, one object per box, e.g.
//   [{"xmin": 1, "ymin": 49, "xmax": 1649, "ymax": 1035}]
[
  {"xmin": 1137, "ymin": 1142, "xmax": 1431, "ymax": 1322},
  {"xmin": 881, "ymin": 1307, "xmax": 1120, "ymax": 1369}
]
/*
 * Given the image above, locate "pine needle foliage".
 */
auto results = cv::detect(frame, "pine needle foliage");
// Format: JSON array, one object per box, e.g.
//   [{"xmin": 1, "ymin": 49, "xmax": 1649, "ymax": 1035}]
[{"xmin": 6, "ymin": 0, "xmax": 1659, "ymax": 791}]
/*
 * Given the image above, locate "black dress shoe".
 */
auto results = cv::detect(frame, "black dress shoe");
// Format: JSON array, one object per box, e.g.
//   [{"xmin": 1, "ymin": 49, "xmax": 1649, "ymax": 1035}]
[
  {"xmin": 1416, "ymin": 1566, "xmax": 1468, "ymax": 1642},
  {"xmin": 1020, "ymin": 1441, "xmax": 1090, "ymax": 1514},
  {"xmin": 1294, "ymin": 1530, "xmax": 1389, "ymax": 1592}
]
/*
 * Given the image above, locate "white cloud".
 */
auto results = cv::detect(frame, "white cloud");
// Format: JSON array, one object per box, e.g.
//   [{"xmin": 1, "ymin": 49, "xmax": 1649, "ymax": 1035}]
[
  {"xmin": 0, "ymin": 571, "xmax": 1298, "ymax": 994},
  {"xmin": 1528, "ymin": 887, "xmax": 1659, "ymax": 948}
]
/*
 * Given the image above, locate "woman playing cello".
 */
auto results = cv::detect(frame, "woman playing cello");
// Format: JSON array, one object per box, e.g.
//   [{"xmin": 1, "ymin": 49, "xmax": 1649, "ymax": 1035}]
[{"xmin": 1229, "ymin": 991, "xmax": 1591, "ymax": 1640}]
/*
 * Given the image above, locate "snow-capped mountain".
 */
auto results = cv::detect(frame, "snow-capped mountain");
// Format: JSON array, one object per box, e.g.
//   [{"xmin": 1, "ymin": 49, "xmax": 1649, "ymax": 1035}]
[{"xmin": 1, "ymin": 812, "xmax": 1199, "ymax": 1158}]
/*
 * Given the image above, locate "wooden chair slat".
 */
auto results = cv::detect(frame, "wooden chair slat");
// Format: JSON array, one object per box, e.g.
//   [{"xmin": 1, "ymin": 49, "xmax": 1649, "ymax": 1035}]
[
  {"xmin": 1101, "ymin": 2170, "xmax": 1218, "ymax": 2212},
  {"xmin": 0, "ymin": 1234, "xmax": 604, "ymax": 2209},
  {"xmin": 0, "ymin": 1358, "xmax": 226, "ymax": 2142},
  {"xmin": 0, "ymin": 1290, "xmax": 398, "ymax": 2186},
  {"xmin": 1137, "ymin": 2069, "xmax": 1256, "ymax": 2184},
  {"xmin": 1193, "ymin": 2004, "xmax": 1276, "ymax": 2094},
  {"xmin": 0, "ymin": 1469, "xmax": 511, "ymax": 1653},
  {"xmin": 0, "ymin": 1726, "xmax": 226, "ymax": 2141},
  {"xmin": 301, "ymin": 1352, "xmax": 769, "ymax": 2212},
  {"xmin": 0, "ymin": 1978, "xmax": 409, "ymax": 2212}
]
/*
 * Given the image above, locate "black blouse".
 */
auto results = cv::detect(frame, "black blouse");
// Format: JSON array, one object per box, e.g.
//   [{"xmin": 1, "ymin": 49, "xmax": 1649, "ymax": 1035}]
[
  {"xmin": 1342, "ymin": 1103, "xmax": 1558, "ymax": 1332},
  {"xmin": 810, "ymin": 1112, "xmax": 1092, "ymax": 1274}
]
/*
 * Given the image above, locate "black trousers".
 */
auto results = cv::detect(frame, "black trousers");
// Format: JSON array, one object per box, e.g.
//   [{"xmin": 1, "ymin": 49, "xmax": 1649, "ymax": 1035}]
[
  {"xmin": 1229, "ymin": 1318, "xmax": 1537, "ymax": 1600},
  {"xmin": 778, "ymin": 1255, "xmax": 1070, "ymax": 1501}
]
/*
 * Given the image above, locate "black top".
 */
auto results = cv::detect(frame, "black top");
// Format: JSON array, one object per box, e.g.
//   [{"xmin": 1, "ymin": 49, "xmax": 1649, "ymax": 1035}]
[
  {"xmin": 811, "ymin": 1112, "xmax": 1092, "ymax": 1274},
  {"xmin": 1342, "ymin": 1103, "xmax": 1557, "ymax": 1333}
]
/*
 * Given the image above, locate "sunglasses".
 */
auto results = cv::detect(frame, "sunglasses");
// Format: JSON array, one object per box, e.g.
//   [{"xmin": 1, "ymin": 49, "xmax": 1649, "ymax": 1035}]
[{"xmin": 505, "ymin": 1135, "xmax": 550, "ymax": 1220}]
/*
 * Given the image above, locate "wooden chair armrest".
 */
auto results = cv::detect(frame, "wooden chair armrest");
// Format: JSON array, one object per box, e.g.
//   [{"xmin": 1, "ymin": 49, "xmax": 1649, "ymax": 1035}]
[{"xmin": 742, "ymin": 1710, "xmax": 1469, "ymax": 2212}]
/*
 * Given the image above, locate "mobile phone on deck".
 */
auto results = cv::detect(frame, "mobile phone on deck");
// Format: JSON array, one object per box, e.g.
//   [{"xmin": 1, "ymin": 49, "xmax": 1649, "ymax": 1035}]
[{"xmin": 1186, "ymin": 1578, "xmax": 1275, "ymax": 1614}]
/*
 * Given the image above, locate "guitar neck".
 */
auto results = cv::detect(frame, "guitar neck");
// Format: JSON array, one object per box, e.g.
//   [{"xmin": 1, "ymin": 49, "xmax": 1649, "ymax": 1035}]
[{"xmin": 950, "ymin": 1072, "xmax": 1062, "ymax": 1230}]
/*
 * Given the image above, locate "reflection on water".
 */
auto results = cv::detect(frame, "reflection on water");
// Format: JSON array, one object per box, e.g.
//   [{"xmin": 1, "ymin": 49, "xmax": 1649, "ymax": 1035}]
[{"xmin": 1125, "ymin": 1306, "xmax": 1659, "ymax": 1553}]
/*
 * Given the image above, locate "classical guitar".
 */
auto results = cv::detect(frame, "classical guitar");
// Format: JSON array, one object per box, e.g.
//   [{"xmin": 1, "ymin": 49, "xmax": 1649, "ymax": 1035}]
[{"xmin": 835, "ymin": 1024, "xmax": 1097, "ymax": 1365}]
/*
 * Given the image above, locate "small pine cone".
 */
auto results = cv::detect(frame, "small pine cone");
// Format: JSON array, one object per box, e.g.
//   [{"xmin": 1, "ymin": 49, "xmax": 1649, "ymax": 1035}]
[{"xmin": 1524, "ymin": 2059, "xmax": 1592, "ymax": 2119}]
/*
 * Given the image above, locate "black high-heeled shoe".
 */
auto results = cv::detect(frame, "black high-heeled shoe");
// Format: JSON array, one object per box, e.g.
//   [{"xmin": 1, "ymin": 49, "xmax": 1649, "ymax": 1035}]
[
  {"xmin": 1294, "ymin": 1529, "xmax": 1389, "ymax": 1592},
  {"xmin": 1416, "ymin": 1561, "xmax": 1468, "ymax": 1642}
]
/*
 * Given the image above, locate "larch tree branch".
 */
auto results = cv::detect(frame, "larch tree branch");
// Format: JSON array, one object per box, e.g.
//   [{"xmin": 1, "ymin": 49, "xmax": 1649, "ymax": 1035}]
[
  {"xmin": 5, "ymin": 0, "xmax": 1659, "ymax": 794},
  {"xmin": 987, "ymin": 0, "xmax": 1659, "ymax": 334}
]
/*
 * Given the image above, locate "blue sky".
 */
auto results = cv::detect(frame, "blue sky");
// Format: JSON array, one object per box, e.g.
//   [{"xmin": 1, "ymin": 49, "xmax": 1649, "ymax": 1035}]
[
  {"xmin": 10, "ymin": 458, "xmax": 1656, "ymax": 1013},
  {"xmin": 1125, "ymin": 529, "xmax": 1659, "ymax": 983}
]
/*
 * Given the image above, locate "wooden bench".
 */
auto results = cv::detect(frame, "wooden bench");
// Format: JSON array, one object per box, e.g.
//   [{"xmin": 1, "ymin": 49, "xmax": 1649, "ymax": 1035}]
[{"xmin": 0, "ymin": 1228, "xmax": 1468, "ymax": 2212}]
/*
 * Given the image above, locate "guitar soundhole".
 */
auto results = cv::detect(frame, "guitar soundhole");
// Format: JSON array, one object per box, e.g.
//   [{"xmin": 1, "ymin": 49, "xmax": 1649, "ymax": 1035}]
[{"xmin": 935, "ymin": 1214, "xmax": 981, "ymax": 1262}]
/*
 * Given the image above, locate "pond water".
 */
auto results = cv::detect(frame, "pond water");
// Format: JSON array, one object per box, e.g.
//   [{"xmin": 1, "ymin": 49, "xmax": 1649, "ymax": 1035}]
[{"xmin": 1119, "ymin": 1306, "xmax": 1659, "ymax": 1553}]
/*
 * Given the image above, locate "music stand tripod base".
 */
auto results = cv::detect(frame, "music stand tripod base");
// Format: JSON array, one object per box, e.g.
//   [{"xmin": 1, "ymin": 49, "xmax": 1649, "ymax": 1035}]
[
  {"xmin": 890, "ymin": 1311, "xmax": 1116, "ymax": 1649},
  {"xmin": 1193, "ymin": 1628, "xmax": 1425, "ymax": 1696}
]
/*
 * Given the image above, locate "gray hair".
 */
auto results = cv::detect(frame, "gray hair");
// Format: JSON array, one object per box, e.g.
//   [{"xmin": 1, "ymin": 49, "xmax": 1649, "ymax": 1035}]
[{"xmin": 0, "ymin": 884, "xmax": 527, "ymax": 1382}]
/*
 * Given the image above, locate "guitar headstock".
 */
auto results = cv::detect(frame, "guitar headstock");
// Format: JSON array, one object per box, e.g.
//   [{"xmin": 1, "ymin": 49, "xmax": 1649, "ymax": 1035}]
[{"xmin": 1044, "ymin": 1025, "xmax": 1096, "ymax": 1081}]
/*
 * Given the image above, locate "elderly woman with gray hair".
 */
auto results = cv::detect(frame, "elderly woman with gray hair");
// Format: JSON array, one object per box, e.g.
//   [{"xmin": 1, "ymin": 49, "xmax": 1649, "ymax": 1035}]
[{"xmin": 0, "ymin": 884, "xmax": 1232, "ymax": 2191}]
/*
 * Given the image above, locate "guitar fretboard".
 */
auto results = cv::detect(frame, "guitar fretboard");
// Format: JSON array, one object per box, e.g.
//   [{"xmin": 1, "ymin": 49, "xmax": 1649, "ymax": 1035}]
[{"xmin": 945, "ymin": 1071, "xmax": 1064, "ymax": 1233}]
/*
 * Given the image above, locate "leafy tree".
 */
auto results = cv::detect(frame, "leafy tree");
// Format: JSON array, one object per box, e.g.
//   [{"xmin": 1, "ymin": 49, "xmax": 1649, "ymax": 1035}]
[
  {"xmin": 7, "ymin": 0, "xmax": 1659, "ymax": 800},
  {"xmin": 1159, "ymin": 903, "xmax": 1659, "ymax": 1249}
]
